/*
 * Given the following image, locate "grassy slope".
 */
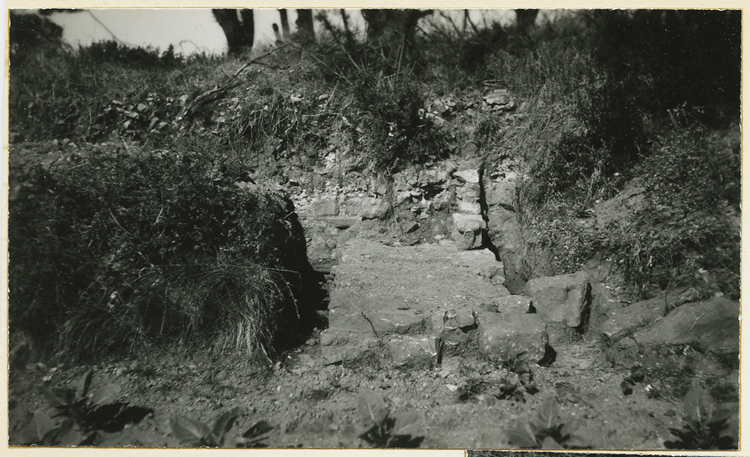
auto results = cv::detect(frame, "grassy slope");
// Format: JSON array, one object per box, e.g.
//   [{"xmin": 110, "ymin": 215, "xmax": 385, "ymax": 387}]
[{"xmin": 7, "ymin": 10, "xmax": 741, "ymax": 363}]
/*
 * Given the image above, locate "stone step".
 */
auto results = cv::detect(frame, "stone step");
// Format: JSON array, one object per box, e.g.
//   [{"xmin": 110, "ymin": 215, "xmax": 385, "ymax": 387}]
[{"xmin": 321, "ymin": 238, "xmax": 512, "ymax": 364}]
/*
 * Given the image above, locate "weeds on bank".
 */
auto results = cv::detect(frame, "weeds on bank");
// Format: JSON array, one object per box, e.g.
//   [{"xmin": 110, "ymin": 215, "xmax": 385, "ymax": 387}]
[
  {"xmin": 170, "ymin": 407, "xmax": 273, "ymax": 448},
  {"xmin": 504, "ymin": 397, "xmax": 590, "ymax": 449},
  {"xmin": 42, "ymin": 370, "xmax": 122, "ymax": 430},
  {"xmin": 351, "ymin": 390, "xmax": 425, "ymax": 448},
  {"xmin": 12, "ymin": 370, "xmax": 150, "ymax": 446},
  {"xmin": 664, "ymin": 380, "xmax": 737, "ymax": 450}
]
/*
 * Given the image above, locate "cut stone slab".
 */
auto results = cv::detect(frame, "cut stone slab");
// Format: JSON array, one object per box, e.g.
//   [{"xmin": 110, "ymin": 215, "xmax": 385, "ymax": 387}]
[
  {"xmin": 476, "ymin": 312, "xmax": 549, "ymax": 364},
  {"xmin": 454, "ymin": 249, "xmax": 505, "ymax": 285},
  {"xmin": 452, "ymin": 213, "xmax": 486, "ymax": 233},
  {"xmin": 483, "ymin": 295, "xmax": 534, "ymax": 314},
  {"xmin": 601, "ymin": 296, "xmax": 666, "ymax": 342},
  {"xmin": 359, "ymin": 197, "xmax": 391, "ymax": 220},
  {"xmin": 311, "ymin": 199, "xmax": 339, "ymax": 217},
  {"xmin": 630, "ymin": 296, "xmax": 739, "ymax": 354},
  {"xmin": 524, "ymin": 271, "xmax": 591, "ymax": 328},
  {"xmin": 388, "ymin": 335, "xmax": 439, "ymax": 367},
  {"xmin": 457, "ymin": 200, "xmax": 482, "ymax": 215},
  {"xmin": 328, "ymin": 216, "xmax": 360, "ymax": 229},
  {"xmin": 368, "ymin": 311, "xmax": 431, "ymax": 335},
  {"xmin": 455, "ymin": 183, "xmax": 481, "ymax": 201},
  {"xmin": 453, "ymin": 169, "xmax": 480, "ymax": 184}
]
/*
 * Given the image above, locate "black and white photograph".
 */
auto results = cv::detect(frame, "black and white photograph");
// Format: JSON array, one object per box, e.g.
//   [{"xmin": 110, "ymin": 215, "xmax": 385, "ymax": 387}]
[{"xmin": 4, "ymin": 5, "xmax": 742, "ymax": 451}]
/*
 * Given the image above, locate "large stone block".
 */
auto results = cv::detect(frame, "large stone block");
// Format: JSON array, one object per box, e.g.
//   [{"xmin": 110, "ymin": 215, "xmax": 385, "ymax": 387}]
[
  {"xmin": 452, "ymin": 249, "xmax": 506, "ymax": 286},
  {"xmin": 307, "ymin": 238, "xmax": 334, "ymax": 263},
  {"xmin": 632, "ymin": 296, "xmax": 739, "ymax": 354},
  {"xmin": 432, "ymin": 308, "xmax": 477, "ymax": 331},
  {"xmin": 388, "ymin": 335, "xmax": 439, "ymax": 367},
  {"xmin": 476, "ymin": 312, "xmax": 549, "ymax": 364},
  {"xmin": 524, "ymin": 271, "xmax": 591, "ymax": 329},
  {"xmin": 320, "ymin": 331, "xmax": 379, "ymax": 364}
]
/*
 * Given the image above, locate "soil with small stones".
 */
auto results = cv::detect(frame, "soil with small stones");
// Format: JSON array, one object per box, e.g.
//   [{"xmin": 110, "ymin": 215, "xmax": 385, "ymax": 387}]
[{"xmin": 8, "ymin": 234, "xmax": 739, "ymax": 450}]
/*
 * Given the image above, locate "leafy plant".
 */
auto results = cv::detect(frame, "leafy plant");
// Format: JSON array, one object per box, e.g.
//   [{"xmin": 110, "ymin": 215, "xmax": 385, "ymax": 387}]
[
  {"xmin": 354, "ymin": 390, "xmax": 425, "ymax": 448},
  {"xmin": 664, "ymin": 380, "xmax": 737, "ymax": 450},
  {"xmin": 504, "ymin": 397, "xmax": 589, "ymax": 449},
  {"xmin": 12, "ymin": 411, "xmax": 95, "ymax": 446},
  {"xmin": 170, "ymin": 407, "xmax": 272, "ymax": 448},
  {"xmin": 43, "ymin": 370, "xmax": 122, "ymax": 430},
  {"xmin": 495, "ymin": 358, "xmax": 538, "ymax": 402}
]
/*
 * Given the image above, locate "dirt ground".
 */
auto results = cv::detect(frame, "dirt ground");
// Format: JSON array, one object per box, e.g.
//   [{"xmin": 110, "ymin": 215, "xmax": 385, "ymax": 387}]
[{"xmin": 8, "ymin": 233, "xmax": 739, "ymax": 450}]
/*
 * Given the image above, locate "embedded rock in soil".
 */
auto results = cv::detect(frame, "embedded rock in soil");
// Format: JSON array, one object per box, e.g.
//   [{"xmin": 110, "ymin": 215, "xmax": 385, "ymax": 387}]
[
  {"xmin": 600, "ymin": 296, "xmax": 666, "ymax": 342},
  {"xmin": 433, "ymin": 308, "xmax": 477, "ymax": 331},
  {"xmin": 524, "ymin": 271, "xmax": 591, "ymax": 329},
  {"xmin": 476, "ymin": 311, "xmax": 549, "ymax": 364},
  {"xmin": 307, "ymin": 237, "xmax": 334, "ymax": 264},
  {"xmin": 594, "ymin": 180, "xmax": 646, "ymax": 230},
  {"xmin": 311, "ymin": 199, "xmax": 339, "ymax": 217},
  {"xmin": 484, "ymin": 178, "xmax": 517, "ymax": 210},
  {"xmin": 628, "ymin": 296, "xmax": 739, "ymax": 354}
]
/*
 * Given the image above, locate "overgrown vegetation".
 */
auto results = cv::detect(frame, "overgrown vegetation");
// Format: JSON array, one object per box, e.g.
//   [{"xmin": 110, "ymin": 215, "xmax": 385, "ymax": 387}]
[
  {"xmin": 9, "ymin": 143, "xmax": 312, "ymax": 361},
  {"xmin": 8, "ymin": 8, "xmax": 740, "ymax": 359},
  {"xmin": 664, "ymin": 380, "xmax": 737, "ymax": 450},
  {"xmin": 170, "ymin": 407, "xmax": 272, "ymax": 448},
  {"xmin": 494, "ymin": 10, "xmax": 740, "ymax": 299},
  {"xmin": 352, "ymin": 390, "xmax": 425, "ymax": 448},
  {"xmin": 504, "ymin": 397, "xmax": 590, "ymax": 449},
  {"xmin": 10, "ymin": 370, "xmax": 152, "ymax": 446}
]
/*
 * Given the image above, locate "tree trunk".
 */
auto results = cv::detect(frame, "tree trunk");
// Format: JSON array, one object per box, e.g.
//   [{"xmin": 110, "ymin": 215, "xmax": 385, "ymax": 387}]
[
  {"xmin": 273, "ymin": 23, "xmax": 283, "ymax": 44},
  {"xmin": 361, "ymin": 9, "xmax": 432, "ymax": 45},
  {"xmin": 279, "ymin": 9, "xmax": 291, "ymax": 41},
  {"xmin": 295, "ymin": 9, "xmax": 315, "ymax": 44},
  {"xmin": 212, "ymin": 9, "xmax": 254, "ymax": 55},
  {"xmin": 515, "ymin": 9, "xmax": 539, "ymax": 34}
]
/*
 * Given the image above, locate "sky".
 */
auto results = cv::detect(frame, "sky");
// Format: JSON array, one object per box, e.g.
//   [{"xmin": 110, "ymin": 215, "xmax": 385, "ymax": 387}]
[
  {"xmin": 45, "ymin": 9, "xmax": 292, "ymax": 54},
  {"xmin": 31, "ymin": 8, "xmax": 518, "ymax": 55}
]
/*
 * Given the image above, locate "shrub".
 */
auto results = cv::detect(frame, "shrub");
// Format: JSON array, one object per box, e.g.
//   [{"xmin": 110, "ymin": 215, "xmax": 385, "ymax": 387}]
[
  {"xmin": 352, "ymin": 75, "xmax": 449, "ymax": 174},
  {"xmin": 8, "ymin": 143, "xmax": 311, "ymax": 361},
  {"xmin": 605, "ymin": 126, "xmax": 740, "ymax": 298},
  {"xmin": 9, "ymin": 35, "xmax": 221, "ymax": 143}
]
